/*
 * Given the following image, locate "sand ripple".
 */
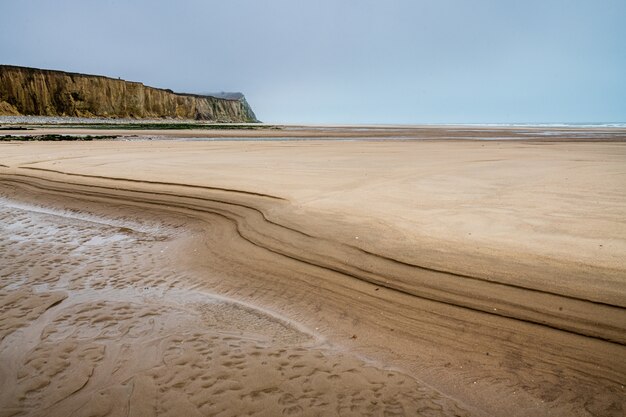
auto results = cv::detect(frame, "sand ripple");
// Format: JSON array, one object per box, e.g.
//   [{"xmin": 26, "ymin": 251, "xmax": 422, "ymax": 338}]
[{"xmin": 0, "ymin": 193, "xmax": 471, "ymax": 417}]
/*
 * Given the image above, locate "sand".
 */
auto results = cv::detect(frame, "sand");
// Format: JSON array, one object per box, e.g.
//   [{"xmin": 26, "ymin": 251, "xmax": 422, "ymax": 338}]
[{"xmin": 0, "ymin": 127, "xmax": 625, "ymax": 416}]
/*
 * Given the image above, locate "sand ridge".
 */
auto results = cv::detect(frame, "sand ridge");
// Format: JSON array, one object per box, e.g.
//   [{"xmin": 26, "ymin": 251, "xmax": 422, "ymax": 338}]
[{"xmin": 5, "ymin": 165, "xmax": 623, "ymax": 343}]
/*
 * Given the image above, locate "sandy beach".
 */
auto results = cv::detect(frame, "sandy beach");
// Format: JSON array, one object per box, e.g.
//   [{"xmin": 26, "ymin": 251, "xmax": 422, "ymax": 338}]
[{"xmin": 1, "ymin": 127, "xmax": 625, "ymax": 416}]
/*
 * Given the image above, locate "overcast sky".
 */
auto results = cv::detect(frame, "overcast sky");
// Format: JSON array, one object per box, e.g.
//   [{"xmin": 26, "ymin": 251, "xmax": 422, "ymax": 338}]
[{"xmin": 1, "ymin": 0, "xmax": 625, "ymax": 124}]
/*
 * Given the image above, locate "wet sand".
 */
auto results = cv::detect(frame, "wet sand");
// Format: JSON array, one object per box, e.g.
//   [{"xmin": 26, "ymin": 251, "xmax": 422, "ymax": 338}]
[
  {"xmin": 3, "ymin": 123, "xmax": 626, "ymax": 141},
  {"xmin": 0, "ymin": 129, "xmax": 625, "ymax": 416}
]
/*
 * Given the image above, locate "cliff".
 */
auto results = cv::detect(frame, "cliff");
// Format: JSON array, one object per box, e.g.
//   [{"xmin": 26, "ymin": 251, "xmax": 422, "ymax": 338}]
[{"xmin": 0, "ymin": 65, "xmax": 258, "ymax": 122}]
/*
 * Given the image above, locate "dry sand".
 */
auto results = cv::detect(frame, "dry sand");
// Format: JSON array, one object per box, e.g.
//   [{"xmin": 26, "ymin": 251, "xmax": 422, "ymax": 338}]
[{"xmin": 0, "ymin": 127, "xmax": 625, "ymax": 416}]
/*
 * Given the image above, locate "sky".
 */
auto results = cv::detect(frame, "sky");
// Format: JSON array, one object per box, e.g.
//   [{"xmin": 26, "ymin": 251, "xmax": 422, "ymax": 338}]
[{"xmin": 1, "ymin": 0, "xmax": 625, "ymax": 124}]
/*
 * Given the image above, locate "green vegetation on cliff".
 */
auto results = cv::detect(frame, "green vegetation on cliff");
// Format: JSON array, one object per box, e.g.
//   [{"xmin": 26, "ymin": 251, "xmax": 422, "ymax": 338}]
[
  {"xmin": 0, "ymin": 134, "xmax": 118, "ymax": 141},
  {"xmin": 0, "ymin": 65, "xmax": 258, "ymax": 122}
]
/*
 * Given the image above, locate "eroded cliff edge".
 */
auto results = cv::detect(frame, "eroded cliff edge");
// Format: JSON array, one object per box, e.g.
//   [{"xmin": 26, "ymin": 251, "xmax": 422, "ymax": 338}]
[{"xmin": 0, "ymin": 65, "xmax": 258, "ymax": 122}]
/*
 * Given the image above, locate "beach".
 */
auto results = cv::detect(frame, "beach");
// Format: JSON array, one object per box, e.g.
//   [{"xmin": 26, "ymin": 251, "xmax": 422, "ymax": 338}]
[{"xmin": 1, "ymin": 127, "xmax": 625, "ymax": 416}]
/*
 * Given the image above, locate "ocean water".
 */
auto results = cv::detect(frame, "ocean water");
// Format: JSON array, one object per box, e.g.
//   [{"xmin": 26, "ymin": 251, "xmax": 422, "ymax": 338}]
[{"xmin": 437, "ymin": 122, "xmax": 626, "ymax": 128}]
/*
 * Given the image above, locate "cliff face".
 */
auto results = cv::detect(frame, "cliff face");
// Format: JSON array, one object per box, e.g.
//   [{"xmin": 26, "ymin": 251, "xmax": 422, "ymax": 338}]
[{"xmin": 0, "ymin": 65, "xmax": 258, "ymax": 122}]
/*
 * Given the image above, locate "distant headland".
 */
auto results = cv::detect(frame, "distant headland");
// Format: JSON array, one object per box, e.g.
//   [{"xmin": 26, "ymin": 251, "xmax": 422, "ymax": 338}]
[{"xmin": 0, "ymin": 65, "xmax": 257, "ymax": 122}]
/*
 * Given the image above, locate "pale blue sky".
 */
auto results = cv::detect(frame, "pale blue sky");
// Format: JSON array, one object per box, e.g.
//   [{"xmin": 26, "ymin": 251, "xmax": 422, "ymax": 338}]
[{"xmin": 1, "ymin": 0, "xmax": 625, "ymax": 123}]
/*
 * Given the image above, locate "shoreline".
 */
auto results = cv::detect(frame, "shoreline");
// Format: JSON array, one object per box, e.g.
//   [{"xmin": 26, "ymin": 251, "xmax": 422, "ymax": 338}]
[
  {"xmin": 1, "ymin": 120, "xmax": 626, "ymax": 142},
  {"xmin": 1, "ymin": 132, "xmax": 625, "ymax": 416}
]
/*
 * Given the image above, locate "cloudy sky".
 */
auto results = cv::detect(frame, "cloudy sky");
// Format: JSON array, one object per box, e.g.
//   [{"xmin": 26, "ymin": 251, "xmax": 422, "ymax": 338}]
[{"xmin": 1, "ymin": 0, "xmax": 624, "ymax": 123}]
